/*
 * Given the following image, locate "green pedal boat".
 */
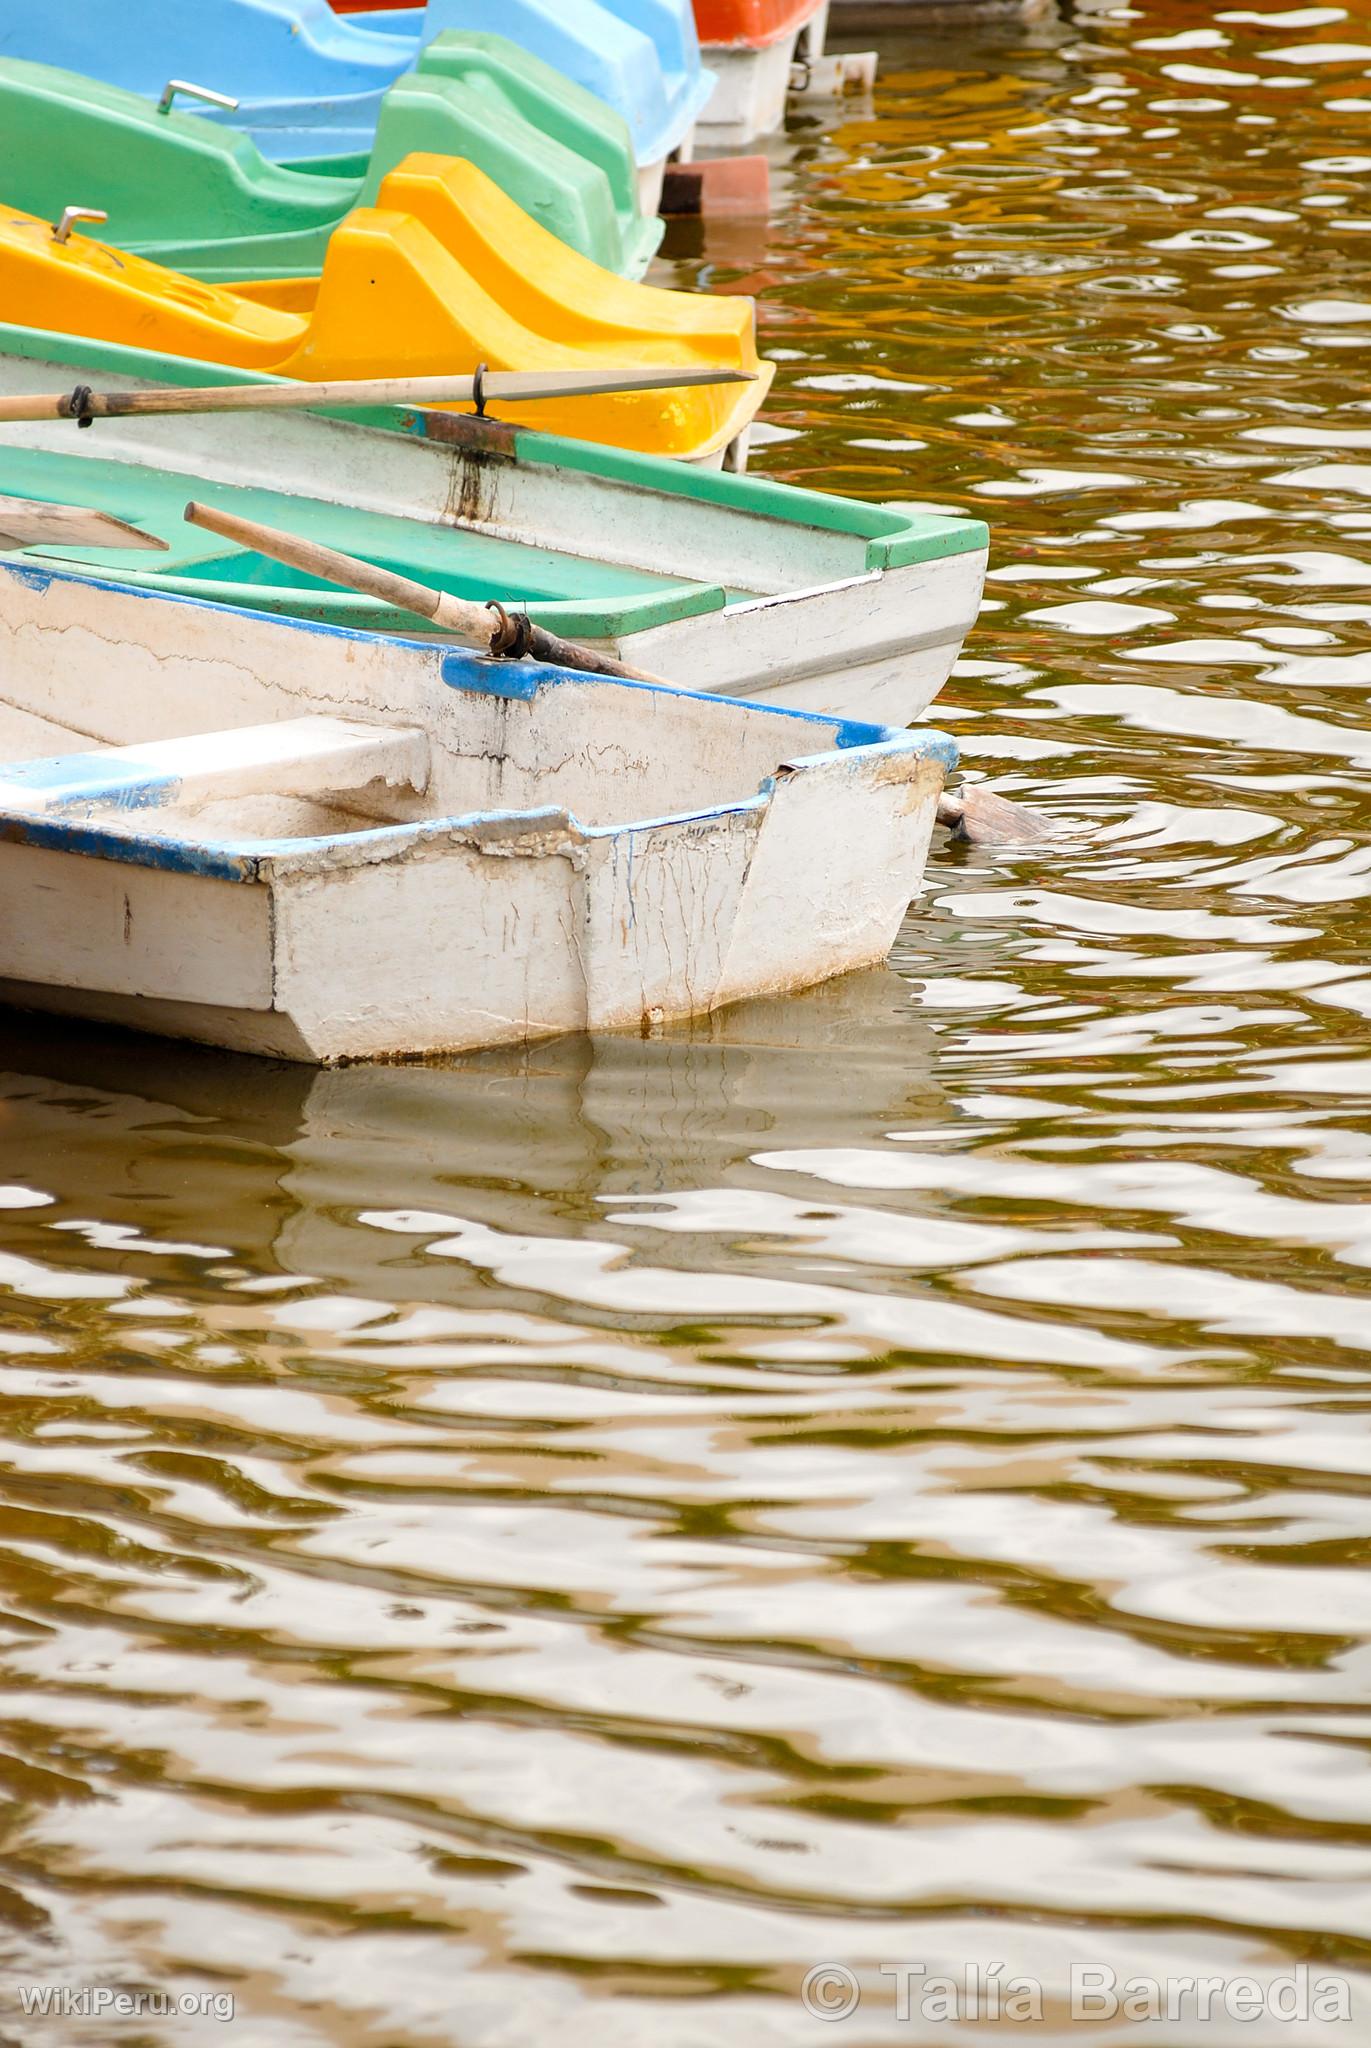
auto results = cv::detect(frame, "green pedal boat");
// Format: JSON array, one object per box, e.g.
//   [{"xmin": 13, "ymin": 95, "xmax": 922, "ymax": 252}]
[
  {"xmin": 0, "ymin": 329, "xmax": 988, "ymax": 726},
  {"xmin": 0, "ymin": 33, "xmax": 662, "ymax": 282}
]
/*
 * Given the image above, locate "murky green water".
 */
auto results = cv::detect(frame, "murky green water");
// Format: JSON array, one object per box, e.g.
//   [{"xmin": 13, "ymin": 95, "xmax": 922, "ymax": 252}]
[{"xmin": 6, "ymin": 5, "xmax": 1371, "ymax": 2041}]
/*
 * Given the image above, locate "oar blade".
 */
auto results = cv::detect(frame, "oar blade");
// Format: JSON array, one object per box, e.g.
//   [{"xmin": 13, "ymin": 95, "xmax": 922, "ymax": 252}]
[
  {"xmin": 938, "ymin": 785, "xmax": 1055, "ymax": 846},
  {"xmin": 479, "ymin": 367, "xmax": 755, "ymax": 404},
  {"xmin": 0, "ymin": 494, "xmax": 168, "ymax": 551}
]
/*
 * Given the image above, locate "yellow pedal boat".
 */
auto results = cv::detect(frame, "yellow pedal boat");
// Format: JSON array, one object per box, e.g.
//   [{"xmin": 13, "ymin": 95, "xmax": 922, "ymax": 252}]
[{"xmin": 0, "ymin": 156, "xmax": 772, "ymax": 464}]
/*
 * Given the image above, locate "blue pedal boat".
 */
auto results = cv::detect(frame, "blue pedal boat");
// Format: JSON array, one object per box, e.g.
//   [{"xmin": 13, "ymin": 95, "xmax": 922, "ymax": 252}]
[
  {"xmin": 0, "ymin": 0, "xmax": 713, "ymax": 197},
  {"xmin": 354, "ymin": 1, "xmax": 713, "ymax": 198}
]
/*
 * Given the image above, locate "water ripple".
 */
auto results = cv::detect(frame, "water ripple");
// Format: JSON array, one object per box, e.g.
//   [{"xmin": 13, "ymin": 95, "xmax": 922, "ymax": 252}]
[{"xmin": 5, "ymin": 3, "xmax": 1371, "ymax": 2041}]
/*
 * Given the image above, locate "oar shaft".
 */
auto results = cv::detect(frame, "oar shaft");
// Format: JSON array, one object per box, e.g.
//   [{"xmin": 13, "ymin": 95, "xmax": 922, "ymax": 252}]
[
  {"xmin": 0, "ymin": 392, "xmax": 80, "ymax": 423},
  {"xmin": 187, "ymin": 500, "xmax": 460, "ymax": 629},
  {"xmin": 518, "ymin": 620, "xmax": 668, "ymax": 686},
  {"xmin": 182, "ymin": 501, "xmax": 667, "ymax": 685},
  {"xmin": 0, "ymin": 366, "xmax": 752, "ymax": 426}
]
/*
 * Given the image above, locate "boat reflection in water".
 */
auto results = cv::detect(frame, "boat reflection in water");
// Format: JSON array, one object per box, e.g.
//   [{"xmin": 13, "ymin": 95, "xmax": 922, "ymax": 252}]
[{"xmin": 0, "ymin": 965, "xmax": 944, "ymax": 1302}]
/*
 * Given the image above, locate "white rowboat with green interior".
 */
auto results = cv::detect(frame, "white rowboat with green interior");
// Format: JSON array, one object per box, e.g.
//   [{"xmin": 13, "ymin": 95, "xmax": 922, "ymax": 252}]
[{"xmin": 0, "ymin": 328, "xmax": 988, "ymax": 725}]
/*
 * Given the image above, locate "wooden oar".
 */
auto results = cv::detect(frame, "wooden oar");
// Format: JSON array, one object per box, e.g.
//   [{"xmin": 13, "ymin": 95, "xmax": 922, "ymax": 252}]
[
  {"xmin": 0, "ymin": 366, "xmax": 755, "ymax": 427},
  {"xmin": 936, "ymin": 783, "xmax": 1053, "ymax": 845},
  {"xmin": 183, "ymin": 499, "xmax": 669, "ymax": 683},
  {"xmin": 0, "ymin": 494, "xmax": 169, "ymax": 551}
]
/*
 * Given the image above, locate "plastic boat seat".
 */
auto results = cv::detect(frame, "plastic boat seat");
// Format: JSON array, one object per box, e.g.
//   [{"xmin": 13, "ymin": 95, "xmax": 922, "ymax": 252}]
[
  {"xmin": 0, "ymin": 210, "xmax": 302, "ymax": 371},
  {"xmin": 276, "ymin": 204, "xmax": 766, "ymax": 457},
  {"xmin": 353, "ymin": 67, "xmax": 651, "ymax": 278},
  {"xmin": 375, "ymin": 0, "xmax": 713, "ymax": 173},
  {"xmin": 363, "ymin": 156, "xmax": 751, "ymax": 356},
  {"xmin": 383, "ymin": 33, "xmax": 659, "ymax": 275},
  {"xmin": 0, "ymin": 0, "xmax": 411, "ymax": 107},
  {"xmin": 0, "ymin": 0, "xmax": 711, "ymax": 177},
  {"xmin": 0, "ymin": 59, "xmax": 347, "ymax": 251}
]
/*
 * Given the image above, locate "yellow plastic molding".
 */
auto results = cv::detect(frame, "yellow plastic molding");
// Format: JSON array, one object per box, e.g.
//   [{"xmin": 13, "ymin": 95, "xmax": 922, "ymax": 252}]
[{"xmin": 0, "ymin": 163, "xmax": 771, "ymax": 461}]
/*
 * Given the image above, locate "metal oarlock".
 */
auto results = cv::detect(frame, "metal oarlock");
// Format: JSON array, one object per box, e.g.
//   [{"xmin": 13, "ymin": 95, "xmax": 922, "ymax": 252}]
[
  {"xmin": 60, "ymin": 385, "xmax": 96, "ymax": 430},
  {"xmin": 485, "ymin": 601, "xmax": 535, "ymax": 659}
]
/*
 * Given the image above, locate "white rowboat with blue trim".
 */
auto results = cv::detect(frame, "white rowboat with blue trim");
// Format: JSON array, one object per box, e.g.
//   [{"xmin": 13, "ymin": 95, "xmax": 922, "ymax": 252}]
[{"xmin": 0, "ymin": 559, "xmax": 956, "ymax": 1063}]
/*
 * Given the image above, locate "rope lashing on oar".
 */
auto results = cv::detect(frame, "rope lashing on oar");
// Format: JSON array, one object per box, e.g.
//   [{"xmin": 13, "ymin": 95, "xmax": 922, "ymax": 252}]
[{"xmin": 63, "ymin": 385, "xmax": 95, "ymax": 429}]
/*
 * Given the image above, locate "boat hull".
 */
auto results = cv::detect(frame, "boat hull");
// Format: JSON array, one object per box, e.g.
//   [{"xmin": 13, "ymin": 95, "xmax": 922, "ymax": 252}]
[
  {"xmin": 697, "ymin": 0, "xmax": 828, "ymax": 143},
  {"xmin": 613, "ymin": 548, "xmax": 987, "ymax": 723},
  {"xmin": 0, "ymin": 327, "xmax": 989, "ymax": 727},
  {"xmin": 0, "ymin": 561, "xmax": 955, "ymax": 1063}
]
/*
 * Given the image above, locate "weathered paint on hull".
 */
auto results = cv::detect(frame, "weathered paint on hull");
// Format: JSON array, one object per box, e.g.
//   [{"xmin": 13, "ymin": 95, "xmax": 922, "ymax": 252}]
[
  {"xmin": 0, "ymin": 764, "xmax": 944, "ymax": 1064},
  {"xmin": 0, "ymin": 560, "xmax": 956, "ymax": 1063}
]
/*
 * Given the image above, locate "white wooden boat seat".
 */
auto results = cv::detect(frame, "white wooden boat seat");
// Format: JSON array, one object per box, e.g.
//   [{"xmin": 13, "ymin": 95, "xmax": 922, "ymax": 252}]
[{"xmin": 0, "ymin": 717, "xmax": 430, "ymax": 821}]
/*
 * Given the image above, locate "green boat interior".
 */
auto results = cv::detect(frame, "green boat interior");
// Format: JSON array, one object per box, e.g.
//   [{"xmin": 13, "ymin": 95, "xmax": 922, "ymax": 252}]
[{"xmin": 0, "ymin": 442, "xmax": 742, "ymax": 640}]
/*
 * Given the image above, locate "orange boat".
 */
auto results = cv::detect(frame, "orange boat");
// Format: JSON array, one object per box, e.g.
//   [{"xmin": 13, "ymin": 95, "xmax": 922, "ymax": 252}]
[
  {"xmin": 694, "ymin": 0, "xmax": 875, "ymax": 144},
  {"xmin": 694, "ymin": 0, "xmax": 822, "ymax": 40}
]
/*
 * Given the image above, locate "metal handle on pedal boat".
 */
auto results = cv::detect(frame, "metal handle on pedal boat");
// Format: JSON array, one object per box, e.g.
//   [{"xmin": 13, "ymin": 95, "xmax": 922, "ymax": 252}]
[
  {"xmin": 157, "ymin": 80, "xmax": 240, "ymax": 115},
  {"xmin": 51, "ymin": 207, "xmax": 107, "ymax": 245}
]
